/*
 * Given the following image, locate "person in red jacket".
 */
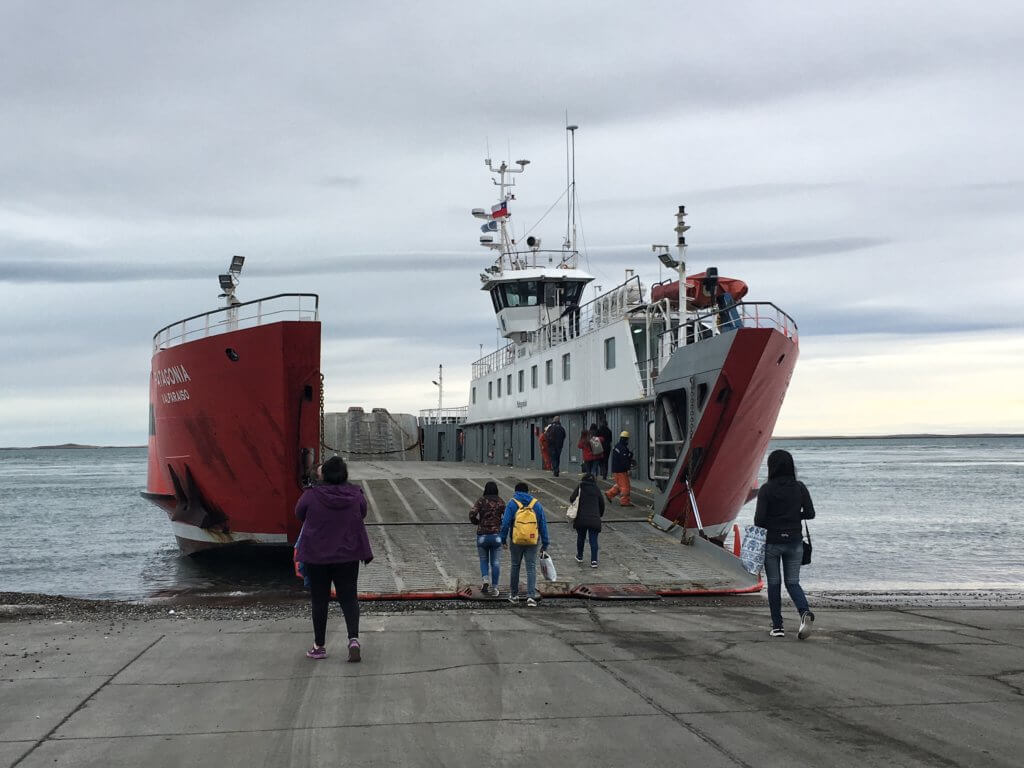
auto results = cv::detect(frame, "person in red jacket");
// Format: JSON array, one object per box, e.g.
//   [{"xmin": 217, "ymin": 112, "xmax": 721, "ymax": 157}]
[{"xmin": 578, "ymin": 423, "xmax": 603, "ymax": 476}]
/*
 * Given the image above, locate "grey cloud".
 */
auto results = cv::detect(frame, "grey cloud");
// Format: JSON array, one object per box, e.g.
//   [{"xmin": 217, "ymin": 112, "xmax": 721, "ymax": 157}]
[{"xmin": 320, "ymin": 175, "xmax": 362, "ymax": 188}]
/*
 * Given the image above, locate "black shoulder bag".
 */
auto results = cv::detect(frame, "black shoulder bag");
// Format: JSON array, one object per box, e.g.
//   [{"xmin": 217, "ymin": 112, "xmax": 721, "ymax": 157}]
[{"xmin": 801, "ymin": 521, "xmax": 812, "ymax": 565}]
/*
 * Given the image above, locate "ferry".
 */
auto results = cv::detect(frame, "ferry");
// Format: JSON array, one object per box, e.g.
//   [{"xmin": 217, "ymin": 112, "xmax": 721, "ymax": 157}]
[
  {"xmin": 421, "ymin": 128, "xmax": 799, "ymax": 544},
  {"xmin": 142, "ymin": 257, "xmax": 322, "ymax": 554}
]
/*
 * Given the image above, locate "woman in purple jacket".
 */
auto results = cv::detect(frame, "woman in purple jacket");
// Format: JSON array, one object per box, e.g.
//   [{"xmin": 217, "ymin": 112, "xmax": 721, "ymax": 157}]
[{"xmin": 296, "ymin": 456, "xmax": 373, "ymax": 661}]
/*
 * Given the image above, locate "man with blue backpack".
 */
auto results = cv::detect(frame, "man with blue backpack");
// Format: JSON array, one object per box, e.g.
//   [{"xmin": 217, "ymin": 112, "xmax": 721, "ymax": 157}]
[{"xmin": 500, "ymin": 481, "xmax": 550, "ymax": 607}]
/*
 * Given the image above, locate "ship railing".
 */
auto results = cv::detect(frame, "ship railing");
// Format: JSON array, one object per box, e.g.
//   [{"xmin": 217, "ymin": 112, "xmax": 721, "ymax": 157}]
[
  {"xmin": 153, "ymin": 293, "xmax": 320, "ymax": 352},
  {"xmin": 639, "ymin": 301, "xmax": 798, "ymax": 395},
  {"xmin": 417, "ymin": 407, "xmax": 469, "ymax": 426},
  {"xmin": 470, "ymin": 275, "xmax": 643, "ymax": 379},
  {"xmin": 471, "ymin": 344, "xmax": 516, "ymax": 379}
]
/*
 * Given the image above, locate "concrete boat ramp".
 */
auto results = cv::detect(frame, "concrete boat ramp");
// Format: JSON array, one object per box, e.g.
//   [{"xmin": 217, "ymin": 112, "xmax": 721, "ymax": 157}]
[
  {"xmin": 2, "ymin": 604, "xmax": 1022, "ymax": 767},
  {"xmin": 347, "ymin": 460, "xmax": 758, "ymax": 598}
]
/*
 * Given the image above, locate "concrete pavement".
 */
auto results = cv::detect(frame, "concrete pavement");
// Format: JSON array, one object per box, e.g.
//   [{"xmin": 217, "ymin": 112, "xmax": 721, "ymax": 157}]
[{"xmin": 2, "ymin": 603, "xmax": 1023, "ymax": 767}]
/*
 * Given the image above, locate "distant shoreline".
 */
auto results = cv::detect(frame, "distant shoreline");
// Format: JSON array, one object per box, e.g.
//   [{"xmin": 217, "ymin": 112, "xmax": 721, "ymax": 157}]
[
  {"xmin": 0, "ymin": 443, "xmax": 147, "ymax": 451},
  {"xmin": 1, "ymin": 434, "xmax": 1021, "ymax": 450},
  {"xmin": 773, "ymin": 433, "xmax": 1024, "ymax": 440}
]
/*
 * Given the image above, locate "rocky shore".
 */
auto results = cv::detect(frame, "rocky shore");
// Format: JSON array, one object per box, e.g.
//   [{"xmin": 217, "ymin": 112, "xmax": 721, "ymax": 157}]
[{"xmin": 2, "ymin": 588, "xmax": 1021, "ymax": 623}]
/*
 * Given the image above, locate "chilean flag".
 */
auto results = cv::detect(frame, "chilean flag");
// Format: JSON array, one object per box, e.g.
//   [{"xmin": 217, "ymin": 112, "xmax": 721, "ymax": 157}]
[{"xmin": 491, "ymin": 200, "xmax": 509, "ymax": 219}]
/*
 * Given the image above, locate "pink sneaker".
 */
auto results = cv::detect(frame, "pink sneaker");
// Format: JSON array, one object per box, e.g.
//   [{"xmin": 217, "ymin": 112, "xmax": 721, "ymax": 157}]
[
  {"xmin": 306, "ymin": 646, "xmax": 327, "ymax": 660},
  {"xmin": 347, "ymin": 638, "xmax": 361, "ymax": 663}
]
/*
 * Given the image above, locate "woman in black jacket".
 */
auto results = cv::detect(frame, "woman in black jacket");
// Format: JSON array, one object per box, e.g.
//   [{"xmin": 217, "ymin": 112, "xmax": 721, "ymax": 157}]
[
  {"xmin": 754, "ymin": 449, "xmax": 816, "ymax": 639},
  {"xmin": 570, "ymin": 473, "xmax": 605, "ymax": 567}
]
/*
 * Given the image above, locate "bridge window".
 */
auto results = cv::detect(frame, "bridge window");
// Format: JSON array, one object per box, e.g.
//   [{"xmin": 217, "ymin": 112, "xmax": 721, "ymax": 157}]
[
  {"xmin": 472, "ymin": 387, "xmax": 476, "ymax": 404},
  {"xmin": 489, "ymin": 288, "xmax": 502, "ymax": 312},
  {"xmin": 497, "ymin": 378, "xmax": 502, "ymax": 397},
  {"xmin": 518, "ymin": 370, "xmax": 524, "ymax": 392},
  {"xmin": 604, "ymin": 337, "xmax": 616, "ymax": 370},
  {"xmin": 562, "ymin": 353, "xmax": 571, "ymax": 381},
  {"xmin": 500, "ymin": 281, "xmax": 539, "ymax": 307},
  {"xmin": 506, "ymin": 374, "xmax": 512, "ymax": 396},
  {"xmin": 488, "ymin": 381, "xmax": 493, "ymax": 400},
  {"xmin": 545, "ymin": 359, "xmax": 553, "ymax": 385},
  {"xmin": 531, "ymin": 365, "xmax": 538, "ymax": 389}
]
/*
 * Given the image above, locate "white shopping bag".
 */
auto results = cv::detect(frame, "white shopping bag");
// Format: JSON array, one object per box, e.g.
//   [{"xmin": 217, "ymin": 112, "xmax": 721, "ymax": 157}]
[
  {"xmin": 539, "ymin": 551, "xmax": 558, "ymax": 581},
  {"xmin": 566, "ymin": 496, "xmax": 579, "ymax": 521},
  {"xmin": 740, "ymin": 525, "xmax": 767, "ymax": 575}
]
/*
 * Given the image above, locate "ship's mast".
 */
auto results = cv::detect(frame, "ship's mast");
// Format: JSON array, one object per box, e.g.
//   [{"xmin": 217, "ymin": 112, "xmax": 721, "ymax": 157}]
[
  {"xmin": 566, "ymin": 123, "xmax": 578, "ymax": 256},
  {"xmin": 485, "ymin": 157, "xmax": 529, "ymax": 270}
]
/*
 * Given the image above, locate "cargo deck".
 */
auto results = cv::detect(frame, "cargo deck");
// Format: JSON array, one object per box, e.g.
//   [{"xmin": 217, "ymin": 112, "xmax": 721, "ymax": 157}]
[{"xmin": 347, "ymin": 461, "xmax": 760, "ymax": 599}]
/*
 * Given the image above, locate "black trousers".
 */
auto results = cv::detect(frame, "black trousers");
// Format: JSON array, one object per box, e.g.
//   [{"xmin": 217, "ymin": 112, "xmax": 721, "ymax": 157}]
[{"xmin": 305, "ymin": 561, "xmax": 360, "ymax": 647}]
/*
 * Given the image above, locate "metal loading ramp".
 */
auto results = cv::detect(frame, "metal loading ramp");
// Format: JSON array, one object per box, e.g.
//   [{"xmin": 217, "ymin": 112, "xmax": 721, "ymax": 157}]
[{"xmin": 348, "ymin": 461, "xmax": 761, "ymax": 599}]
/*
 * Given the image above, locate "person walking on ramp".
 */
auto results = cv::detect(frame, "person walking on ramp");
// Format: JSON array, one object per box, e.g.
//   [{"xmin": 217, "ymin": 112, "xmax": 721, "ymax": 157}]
[
  {"xmin": 570, "ymin": 473, "xmax": 605, "ymax": 567},
  {"xmin": 605, "ymin": 431, "xmax": 635, "ymax": 507},
  {"xmin": 295, "ymin": 456, "xmax": 373, "ymax": 661},
  {"xmin": 544, "ymin": 416, "xmax": 566, "ymax": 477},
  {"xmin": 469, "ymin": 480, "xmax": 505, "ymax": 596},
  {"xmin": 754, "ymin": 449, "xmax": 816, "ymax": 639},
  {"xmin": 500, "ymin": 481, "xmax": 550, "ymax": 607}
]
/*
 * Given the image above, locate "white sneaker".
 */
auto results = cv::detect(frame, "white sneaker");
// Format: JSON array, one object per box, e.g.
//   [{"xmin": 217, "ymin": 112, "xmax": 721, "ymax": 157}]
[
  {"xmin": 798, "ymin": 611, "xmax": 815, "ymax": 640},
  {"xmin": 526, "ymin": 598, "xmax": 537, "ymax": 608},
  {"xmin": 490, "ymin": 586, "xmax": 500, "ymax": 598}
]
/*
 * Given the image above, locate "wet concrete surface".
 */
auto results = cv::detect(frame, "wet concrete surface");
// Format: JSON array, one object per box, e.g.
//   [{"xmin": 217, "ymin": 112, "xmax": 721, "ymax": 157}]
[{"xmin": 2, "ymin": 603, "xmax": 1022, "ymax": 767}]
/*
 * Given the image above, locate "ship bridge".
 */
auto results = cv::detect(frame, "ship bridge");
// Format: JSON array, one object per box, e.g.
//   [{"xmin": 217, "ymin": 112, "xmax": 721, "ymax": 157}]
[{"xmin": 481, "ymin": 265, "xmax": 593, "ymax": 342}]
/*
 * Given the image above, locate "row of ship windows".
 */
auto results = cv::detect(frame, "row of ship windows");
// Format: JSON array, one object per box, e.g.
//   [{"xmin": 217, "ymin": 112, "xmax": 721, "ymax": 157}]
[{"xmin": 473, "ymin": 337, "xmax": 616, "ymax": 403}]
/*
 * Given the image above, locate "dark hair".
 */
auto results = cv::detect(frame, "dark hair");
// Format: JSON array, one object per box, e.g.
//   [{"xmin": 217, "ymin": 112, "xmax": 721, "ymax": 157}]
[
  {"xmin": 483, "ymin": 480, "xmax": 499, "ymax": 496},
  {"xmin": 589, "ymin": 422, "xmax": 598, "ymax": 432},
  {"xmin": 514, "ymin": 481, "xmax": 529, "ymax": 493},
  {"xmin": 766, "ymin": 449, "xmax": 796, "ymax": 480},
  {"xmin": 321, "ymin": 456, "xmax": 348, "ymax": 485}
]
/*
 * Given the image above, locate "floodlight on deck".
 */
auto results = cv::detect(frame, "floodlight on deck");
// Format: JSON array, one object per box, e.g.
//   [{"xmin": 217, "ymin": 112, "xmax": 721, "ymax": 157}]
[
  {"xmin": 218, "ymin": 274, "xmax": 234, "ymax": 291},
  {"xmin": 653, "ymin": 245, "xmax": 678, "ymax": 269},
  {"xmin": 229, "ymin": 255, "xmax": 245, "ymax": 274}
]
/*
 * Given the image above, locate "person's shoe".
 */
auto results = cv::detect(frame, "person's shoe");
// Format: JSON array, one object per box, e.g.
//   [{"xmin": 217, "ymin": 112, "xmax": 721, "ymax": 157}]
[
  {"xmin": 574, "ymin": 555, "xmax": 584, "ymax": 563},
  {"xmin": 798, "ymin": 611, "xmax": 815, "ymax": 640},
  {"xmin": 590, "ymin": 561, "xmax": 598, "ymax": 568},
  {"xmin": 306, "ymin": 646, "xmax": 327, "ymax": 659},
  {"xmin": 347, "ymin": 638, "xmax": 361, "ymax": 662},
  {"xmin": 508, "ymin": 594, "xmax": 520, "ymax": 604},
  {"xmin": 490, "ymin": 586, "xmax": 499, "ymax": 598},
  {"xmin": 553, "ymin": 471, "xmax": 559, "ymax": 477},
  {"xmin": 526, "ymin": 598, "xmax": 537, "ymax": 607},
  {"xmin": 481, "ymin": 582, "xmax": 490, "ymax": 595},
  {"xmin": 769, "ymin": 627, "xmax": 785, "ymax": 638}
]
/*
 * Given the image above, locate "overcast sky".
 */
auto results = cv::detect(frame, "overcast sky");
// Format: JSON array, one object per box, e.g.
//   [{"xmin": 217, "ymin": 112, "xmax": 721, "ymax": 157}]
[{"xmin": 1, "ymin": 1, "xmax": 1022, "ymax": 445}]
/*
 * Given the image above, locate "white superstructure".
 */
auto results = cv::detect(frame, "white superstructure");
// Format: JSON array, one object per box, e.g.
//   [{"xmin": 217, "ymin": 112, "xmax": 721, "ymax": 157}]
[{"xmin": 465, "ymin": 142, "xmax": 675, "ymax": 424}]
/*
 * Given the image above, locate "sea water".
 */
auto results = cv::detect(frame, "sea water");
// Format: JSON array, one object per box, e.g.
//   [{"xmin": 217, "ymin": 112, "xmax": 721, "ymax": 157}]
[{"xmin": 1, "ymin": 437, "xmax": 1022, "ymax": 600}]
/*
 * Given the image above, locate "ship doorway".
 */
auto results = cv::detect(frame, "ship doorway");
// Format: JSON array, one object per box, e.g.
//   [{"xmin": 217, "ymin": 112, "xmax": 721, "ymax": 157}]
[
  {"xmin": 436, "ymin": 431, "xmax": 447, "ymax": 461},
  {"xmin": 530, "ymin": 423, "xmax": 536, "ymax": 463},
  {"xmin": 456, "ymin": 429, "xmax": 464, "ymax": 461}
]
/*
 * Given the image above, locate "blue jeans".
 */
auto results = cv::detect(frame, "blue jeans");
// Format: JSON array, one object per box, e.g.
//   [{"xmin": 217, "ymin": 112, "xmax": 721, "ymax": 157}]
[
  {"xmin": 550, "ymin": 447, "xmax": 562, "ymax": 475},
  {"xmin": 764, "ymin": 539, "xmax": 810, "ymax": 629},
  {"xmin": 509, "ymin": 543, "xmax": 538, "ymax": 598},
  {"xmin": 476, "ymin": 534, "xmax": 502, "ymax": 586},
  {"xmin": 583, "ymin": 459, "xmax": 602, "ymax": 476},
  {"xmin": 576, "ymin": 528, "xmax": 599, "ymax": 562}
]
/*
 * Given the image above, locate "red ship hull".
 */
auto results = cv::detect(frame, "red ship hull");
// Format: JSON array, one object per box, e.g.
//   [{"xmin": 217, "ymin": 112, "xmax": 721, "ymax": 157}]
[
  {"xmin": 655, "ymin": 325, "xmax": 798, "ymax": 538},
  {"xmin": 145, "ymin": 319, "xmax": 321, "ymax": 554}
]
